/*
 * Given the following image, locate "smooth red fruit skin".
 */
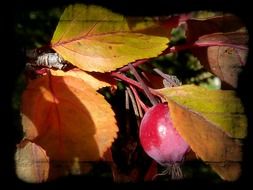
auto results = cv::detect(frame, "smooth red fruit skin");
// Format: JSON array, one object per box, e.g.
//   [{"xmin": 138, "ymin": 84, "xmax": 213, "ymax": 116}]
[{"xmin": 139, "ymin": 103, "xmax": 189, "ymax": 166}]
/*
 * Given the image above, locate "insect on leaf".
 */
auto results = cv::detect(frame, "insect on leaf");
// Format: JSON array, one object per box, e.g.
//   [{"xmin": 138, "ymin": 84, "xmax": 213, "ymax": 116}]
[
  {"xmin": 51, "ymin": 4, "xmax": 169, "ymax": 72},
  {"xmin": 21, "ymin": 71, "xmax": 118, "ymax": 179},
  {"xmin": 158, "ymin": 85, "xmax": 247, "ymax": 181}
]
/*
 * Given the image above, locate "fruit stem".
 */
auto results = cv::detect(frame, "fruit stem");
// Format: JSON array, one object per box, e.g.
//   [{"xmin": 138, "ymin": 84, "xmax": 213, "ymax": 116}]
[
  {"xmin": 124, "ymin": 89, "xmax": 132, "ymax": 135},
  {"xmin": 128, "ymin": 64, "xmax": 158, "ymax": 106},
  {"xmin": 125, "ymin": 88, "xmax": 130, "ymax": 110},
  {"xmin": 111, "ymin": 71, "xmax": 142, "ymax": 89},
  {"xmin": 126, "ymin": 86, "xmax": 140, "ymax": 120},
  {"xmin": 129, "ymin": 85, "xmax": 148, "ymax": 114},
  {"xmin": 111, "ymin": 72, "xmax": 161, "ymax": 98}
]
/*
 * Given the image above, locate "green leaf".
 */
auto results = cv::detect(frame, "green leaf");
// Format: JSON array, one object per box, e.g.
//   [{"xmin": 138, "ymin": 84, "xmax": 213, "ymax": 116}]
[
  {"xmin": 51, "ymin": 4, "xmax": 169, "ymax": 72},
  {"xmin": 158, "ymin": 85, "xmax": 247, "ymax": 181},
  {"xmin": 159, "ymin": 85, "xmax": 247, "ymax": 139}
]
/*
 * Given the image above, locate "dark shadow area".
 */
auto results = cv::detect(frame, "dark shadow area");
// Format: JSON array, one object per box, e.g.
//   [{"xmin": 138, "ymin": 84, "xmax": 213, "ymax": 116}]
[
  {"xmin": 12, "ymin": 74, "xmax": 101, "ymax": 183},
  {"xmin": 2, "ymin": 0, "xmax": 252, "ymax": 189},
  {"xmin": 20, "ymin": 75, "xmax": 100, "ymax": 180}
]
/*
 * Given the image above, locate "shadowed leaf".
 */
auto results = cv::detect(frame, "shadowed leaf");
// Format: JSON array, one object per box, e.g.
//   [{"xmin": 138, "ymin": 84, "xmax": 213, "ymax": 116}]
[
  {"xmin": 191, "ymin": 32, "xmax": 248, "ymax": 89},
  {"xmin": 158, "ymin": 85, "xmax": 247, "ymax": 181},
  {"xmin": 185, "ymin": 14, "xmax": 248, "ymax": 89},
  {"xmin": 21, "ymin": 71, "xmax": 118, "ymax": 179},
  {"xmin": 51, "ymin": 4, "xmax": 169, "ymax": 72},
  {"xmin": 15, "ymin": 141, "xmax": 49, "ymax": 183},
  {"xmin": 186, "ymin": 14, "xmax": 245, "ymax": 42}
]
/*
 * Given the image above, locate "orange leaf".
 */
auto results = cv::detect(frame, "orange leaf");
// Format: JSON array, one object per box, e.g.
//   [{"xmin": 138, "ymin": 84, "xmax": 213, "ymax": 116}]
[
  {"xmin": 21, "ymin": 72, "xmax": 118, "ymax": 179},
  {"xmin": 166, "ymin": 100, "xmax": 242, "ymax": 181},
  {"xmin": 50, "ymin": 68, "xmax": 116, "ymax": 90},
  {"xmin": 15, "ymin": 141, "xmax": 49, "ymax": 183},
  {"xmin": 159, "ymin": 85, "xmax": 246, "ymax": 181}
]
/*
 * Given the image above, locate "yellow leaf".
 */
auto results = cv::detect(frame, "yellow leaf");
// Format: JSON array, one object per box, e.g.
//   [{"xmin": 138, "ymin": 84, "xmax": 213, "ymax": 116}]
[
  {"xmin": 51, "ymin": 4, "xmax": 169, "ymax": 72},
  {"xmin": 159, "ymin": 85, "xmax": 247, "ymax": 138}
]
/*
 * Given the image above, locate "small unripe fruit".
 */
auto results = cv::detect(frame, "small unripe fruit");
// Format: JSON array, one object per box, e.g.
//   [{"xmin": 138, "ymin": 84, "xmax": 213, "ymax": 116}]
[{"xmin": 139, "ymin": 103, "xmax": 189, "ymax": 169}]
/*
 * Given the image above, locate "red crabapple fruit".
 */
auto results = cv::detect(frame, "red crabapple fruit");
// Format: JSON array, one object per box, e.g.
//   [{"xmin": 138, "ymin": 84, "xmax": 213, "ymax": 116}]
[{"xmin": 139, "ymin": 103, "xmax": 190, "ymax": 179}]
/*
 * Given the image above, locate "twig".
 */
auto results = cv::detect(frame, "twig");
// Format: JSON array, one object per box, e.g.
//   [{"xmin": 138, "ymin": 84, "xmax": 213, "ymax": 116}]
[
  {"xmin": 111, "ymin": 71, "xmax": 162, "ymax": 99},
  {"xmin": 128, "ymin": 64, "xmax": 158, "ymax": 106},
  {"xmin": 129, "ymin": 85, "xmax": 148, "ymax": 114},
  {"xmin": 129, "ymin": 85, "xmax": 147, "ymax": 116},
  {"xmin": 111, "ymin": 72, "xmax": 142, "ymax": 89},
  {"xmin": 126, "ymin": 87, "xmax": 140, "ymax": 126},
  {"xmin": 118, "ymin": 59, "xmax": 148, "ymax": 72},
  {"xmin": 125, "ymin": 89, "xmax": 130, "ymax": 110},
  {"xmin": 125, "ymin": 89, "xmax": 131, "ymax": 134}
]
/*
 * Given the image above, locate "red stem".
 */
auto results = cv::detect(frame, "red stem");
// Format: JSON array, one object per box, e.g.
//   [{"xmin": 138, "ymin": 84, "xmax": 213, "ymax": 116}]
[
  {"xmin": 194, "ymin": 41, "xmax": 248, "ymax": 50},
  {"xmin": 111, "ymin": 72, "xmax": 142, "ymax": 89},
  {"xmin": 129, "ymin": 85, "xmax": 149, "ymax": 113},
  {"xmin": 111, "ymin": 72, "xmax": 162, "ymax": 100},
  {"xmin": 126, "ymin": 87, "xmax": 140, "ymax": 118},
  {"xmin": 162, "ymin": 42, "xmax": 248, "ymax": 55},
  {"xmin": 128, "ymin": 64, "xmax": 158, "ymax": 106},
  {"xmin": 118, "ymin": 59, "xmax": 149, "ymax": 72}
]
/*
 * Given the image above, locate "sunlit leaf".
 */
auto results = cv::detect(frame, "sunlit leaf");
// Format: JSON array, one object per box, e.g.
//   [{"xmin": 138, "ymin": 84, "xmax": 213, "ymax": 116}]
[
  {"xmin": 51, "ymin": 4, "xmax": 169, "ymax": 72},
  {"xmin": 21, "ymin": 71, "xmax": 118, "ymax": 179},
  {"xmin": 50, "ymin": 68, "xmax": 116, "ymax": 90},
  {"xmin": 158, "ymin": 85, "xmax": 247, "ymax": 181},
  {"xmin": 159, "ymin": 85, "xmax": 247, "ymax": 138},
  {"xmin": 15, "ymin": 141, "xmax": 49, "ymax": 183}
]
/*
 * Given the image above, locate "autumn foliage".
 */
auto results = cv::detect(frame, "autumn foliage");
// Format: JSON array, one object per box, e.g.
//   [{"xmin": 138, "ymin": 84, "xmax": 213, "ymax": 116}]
[{"xmin": 15, "ymin": 4, "xmax": 248, "ymax": 183}]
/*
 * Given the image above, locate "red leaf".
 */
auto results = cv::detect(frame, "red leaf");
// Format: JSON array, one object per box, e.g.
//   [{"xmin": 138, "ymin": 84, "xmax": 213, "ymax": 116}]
[
  {"xmin": 191, "ymin": 32, "xmax": 248, "ymax": 89},
  {"xmin": 186, "ymin": 14, "xmax": 245, "ymax": 43}
]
